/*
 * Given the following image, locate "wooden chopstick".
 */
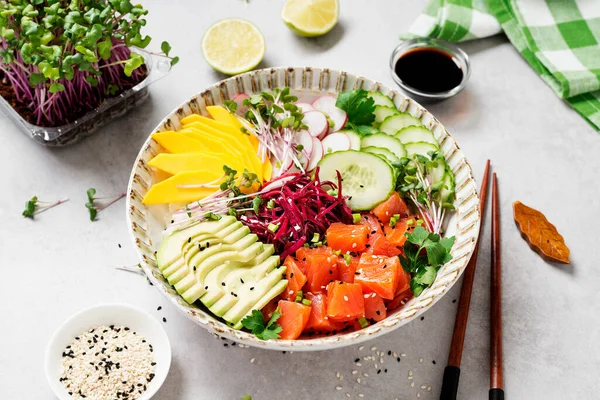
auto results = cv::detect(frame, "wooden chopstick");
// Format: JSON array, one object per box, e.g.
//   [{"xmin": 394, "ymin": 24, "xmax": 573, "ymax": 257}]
[
  {"xmin": 439, "ymin": 160, "xmax": 491, "ymax": 400},
  {"xmin": 489, "ymin": 173, "xmax": 504, "ymax": 400}
]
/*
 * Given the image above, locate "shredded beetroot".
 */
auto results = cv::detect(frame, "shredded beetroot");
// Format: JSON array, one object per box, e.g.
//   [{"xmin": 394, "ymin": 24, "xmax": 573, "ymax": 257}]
[{"xmin": 239, "ymin": 169, "xmax": 353, "ymax": 259}]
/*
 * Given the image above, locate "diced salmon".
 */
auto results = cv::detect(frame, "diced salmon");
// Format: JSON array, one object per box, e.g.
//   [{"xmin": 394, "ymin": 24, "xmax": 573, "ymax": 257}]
[
  {"xmin": 368, "ymin": 234, "xmax": 403, "ymax": 257},
  {"xmin": 326, "ymin": 223, "xmax": 369, "ymax": 253},
  {"xmin": 355, "ymin": 254, "xmax": 400, "ymax": 300},
  {"xmin": 304, "ymin": 292, "xmax": 345, "ymax": 333},
  {"xmin": 282, "ymin": 256, "xmax": 308, "ymax": 301},
  {"xmin": 278, "ymin": 300, "xmax": 311, "ymax": 340},
  {"xmin": 296, "ymin": 246, "xmax": 338, "ymax": 293},
  {"xmin": 386, "ymin": 288, "xmax": 414, "ymax": 311},
  {"xmin": 395, "ymin": 264, "xmax": 411, "ymax": 297},
  {"xmin": 336, "ymin": 255, "xmax": 359, "ymax": 283},
  {"xmin": 326, "ymin": 281, "xmax": 365, "ymax": 322},
  {"xmin": 384, "ymin": 220, "xmax": 408, "ymax": 248},
  {"xmin": 261, "ymin": 297, "xmax": 280, "ymax": 322},
  {"xmin": 372, "ymin": 192, "xmax": 409, "ymax": 224},
  {"xmin": 363, "ymin": 292, "xmax": 387, "ymax": 322}
]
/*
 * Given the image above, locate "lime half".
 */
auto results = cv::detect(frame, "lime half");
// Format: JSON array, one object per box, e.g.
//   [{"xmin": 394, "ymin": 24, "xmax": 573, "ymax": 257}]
[
  {"xmin": 281, "ymin": 0, "xmax": 339, "ymax": 37},
  {"xmin": 201, "ymin": 19, "xmax": 266, "ymax": 75}
]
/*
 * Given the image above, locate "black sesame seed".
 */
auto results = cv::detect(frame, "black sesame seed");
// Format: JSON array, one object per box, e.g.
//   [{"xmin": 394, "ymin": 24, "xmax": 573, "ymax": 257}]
[
  {"xmin": 388, "ymin": 351, "xmax": 392, "ymax": 356},
  {"xmin": 384, "ymin": 369, "xmax": 388, "ymax": 373},
  {"xmin": 433, "ymin": 360, "xmax": 437, "ymax": 364},
  {"xmin": 205, "ymin": 286, "xmax": 209, "ymax": 290},
  {"xmin": 377, "ymin": 369, "xmax": 381, "ymax": 374},
  {"xmin": 420, "ymin": 316, "xmax": 424, "ymax": 321},
  {"xmin": 162, "ymin": 317, "xmax": 167, "ymax": 323},
  {"xmin": 329, "ymin": 270, "xmax": 333, "ymax": 274},
  {"xmin": 355, "ymin": 358, "xmax": 360, "ymax": 362},
  {"xmin": 187, "ymin": 237, "xmax": 191, "ymax": 243},
  {"xmin": 250, "ymin": 287, "xmax": 254, "ymax": 291},
  {"xmin": 118, "ymin": 243, "xmax": 122, "ymax": 248},
  {"xmin": 452, "ymin": 299, "xmax": 457, "ymax": 303},
  {"xmin": 397, "ymin": 357, "xmax": 401, "ymax": 362},
  {"xmin": 290, "ymin": 272, "xmax": 294, "ymax": 278},
  {"xmin": 221, "ymin": 282, "xmax": 226, "ymax": 286},
  {"xmin": 376, "ymin": 310, "xmax": 381, "ymax": 315},
  {"xmin": 157, "ymin": 306, "xmax": 162, "ymax": 311},
  {"xmin": 365, "ymin": 244, "xmax": 371, "ymax": 248}
]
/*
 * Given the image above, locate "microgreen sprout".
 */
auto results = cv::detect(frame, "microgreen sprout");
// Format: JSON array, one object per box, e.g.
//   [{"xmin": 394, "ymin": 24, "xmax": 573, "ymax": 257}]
[
  {"xmin": 393, "ymin": 151, "xmax": 455, "ymax": 235},
  {"xmin": 21, "ymin": 195, "xmax": 68, "ymax": 219},
  {"xmin": 0, "ymin": 1, "xmax": 176, "ymax": 126},
  {"xmin": 85, "ymin": 188, "xmax": 125, "ymax": 221}
]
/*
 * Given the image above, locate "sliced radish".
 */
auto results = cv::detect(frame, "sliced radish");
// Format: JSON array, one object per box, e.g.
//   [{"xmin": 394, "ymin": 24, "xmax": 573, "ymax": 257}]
[
  {"xmin": 312, "ymin": 96, "xmax": 347, "ymax": 132},
  {"xmin": 307, "ymin": 137, "xmax": 324, "ymax": 171},
  {"xmin": 295, "ymin": 130, "xmax": 314, "ymax": 169},
  {"xmin": 321, "ymin": 132, "xmax": 351, "ymax": 155},
  {"xmin": 232, "ymin": 93, "xmax": 249, "ymax": 115},
  {"xmin": 303, "ymin": 110, "xmax": 329, "ymax": 138},
  {"xmin": 295, "ymin": 102, "xmax": 315, "ymax": 113}
]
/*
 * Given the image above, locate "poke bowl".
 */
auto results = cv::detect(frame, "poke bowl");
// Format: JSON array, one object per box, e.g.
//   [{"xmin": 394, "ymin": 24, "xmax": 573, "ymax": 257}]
[{"xmin": 126, "ymin": 66, "xmax": 480, "ymax": 351}]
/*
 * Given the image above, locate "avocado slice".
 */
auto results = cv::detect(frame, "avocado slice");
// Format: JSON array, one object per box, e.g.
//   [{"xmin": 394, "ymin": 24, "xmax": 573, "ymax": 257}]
[
  {"xmin": 221, "ymin": 265, "xmax": 288, "ymax": 325},
  {"xmin": 206, "ymin": 255, "xmax": 280, "ymax": 317},
  {"xmin": 231, "ymin": 279, "xmax": 289, "ymax": 330},
  {"xmin": 199, "ymin": 245, "xmax": 276, "ymax": 308},
  {"xmin": 157, "ymin": 216, "xmax": 236, "ymax": 269}
]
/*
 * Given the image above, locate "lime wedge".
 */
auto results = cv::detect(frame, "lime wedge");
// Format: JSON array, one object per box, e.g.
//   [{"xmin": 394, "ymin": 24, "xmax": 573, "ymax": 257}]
[
  {"xmin": 281, "ymin": 0, "xmax": 339, "ymax": 37},
  {"xmin": 201, "ymin": 19, "xmax": 266, "ymax": 75}
]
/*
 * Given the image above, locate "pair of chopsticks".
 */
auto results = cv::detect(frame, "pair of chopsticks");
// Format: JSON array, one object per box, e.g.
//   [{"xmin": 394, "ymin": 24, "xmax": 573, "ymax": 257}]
[{"xmin": 439, "ymin": 161, "xmax": 504, "ymax": 400}]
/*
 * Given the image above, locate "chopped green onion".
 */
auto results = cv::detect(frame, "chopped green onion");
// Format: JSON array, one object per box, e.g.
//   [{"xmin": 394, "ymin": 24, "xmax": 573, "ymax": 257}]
[
  {"xmin": 406, "ymin": 219, "xmax": 415, "ymax": 226},
  {"xmin": 311, "ymin": 233, "xmax": 320, "ymax": 243},
  {"xmin": 327, "ymin": 189, "xmax": 338, "ymax": 196},
  {"xmin": 352, "ymin": 213, "xmax": 361, "ymax": 224},
  {"xmin": 416, "ymin": 219, "xmax": 424, "ymax": 226},
  {"xmin": 343, "ymin": 253, "xmax": 352, "ymax": 265},
  {"xmin": 389, "ymin": 213, "xmax": 401, "ymax": 228},
  {"xmin": 266, "ymin": 199, "xmax": 275, "ymax": 209},
  {"xmin": 333, "ymin": 250, "xmax": 341, "ymax": 256},
  {"xmin": 295, "ymin": 290, "xmax": 303, "ymax": 302},
  {"xmin": 205, "ymin": 212, "xmax": 221, "ymax": 221},
  {"xmin": 358, "ymin": 317, "xmax": 369, "ymax": 328},
  {"xmin": 313, "ymin": 241, "xmax": 323, "ymax": 247},
  {"xmin": 267, "ymin": 223, "xmax": 279, "ymax": 233},
  {"xmin": 302, "ymin": 298, "xmax": 312, "ymax": 306}
]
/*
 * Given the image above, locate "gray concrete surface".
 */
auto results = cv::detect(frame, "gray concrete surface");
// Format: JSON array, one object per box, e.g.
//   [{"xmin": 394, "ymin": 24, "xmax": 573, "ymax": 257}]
[{"xmin": 1, "ymin": 1, "xmax": 599, "ymax": 399}]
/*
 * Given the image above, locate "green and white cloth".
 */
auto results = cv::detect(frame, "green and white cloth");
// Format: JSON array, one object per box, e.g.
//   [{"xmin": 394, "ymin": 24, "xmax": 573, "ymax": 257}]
[{"xmin": 408, "ymin": 0, "xmax": 600, "ymax": 130}]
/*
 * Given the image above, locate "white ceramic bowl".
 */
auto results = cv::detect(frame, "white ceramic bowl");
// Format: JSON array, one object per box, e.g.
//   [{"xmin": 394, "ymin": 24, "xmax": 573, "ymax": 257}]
[
  {"xmin": 45, "ymin": 304, "xmax": 171, "ymax": 399},
  {"xmin": 126, "ymin": 67, "xmax": 481, "ymax": 351}
]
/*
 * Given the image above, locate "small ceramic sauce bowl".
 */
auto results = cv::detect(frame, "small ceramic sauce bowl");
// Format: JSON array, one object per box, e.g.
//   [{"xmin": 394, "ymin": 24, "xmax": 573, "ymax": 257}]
[
  {"xmin": 390, "ymin": 38, "xmax": 471, "ymax": 102},
  {"xmin": 45, "ymin": 304, "xmax": 171, "ymax": 400}
]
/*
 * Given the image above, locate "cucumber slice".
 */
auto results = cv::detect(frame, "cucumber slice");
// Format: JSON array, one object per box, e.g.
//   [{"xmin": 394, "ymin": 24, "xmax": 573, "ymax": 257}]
[
  {"xmin": 395, "ymin": 126, "xmax": 437, "ymax": 146},
  {"xmin": 362, "ymin": 146, "xmax": 400, "ymax": 164},
  {"xmin": 439, "ymin": 168, "xmax": 456, "ymax": 203},
  {"xmin": 367, "ymin": 91, "xmax": 395, "ymax": 108},
  {"xmin": 337, "ymin": 130, "xmax": 361, "ymax": 150},
  {"xmin": 404, "ymin": 142, "xmax": 446, "ymax": 185},
  {"xmin": 361, "ymin": 133, "xmax": 406, "ymax": 159},
  {"xmin": 358, "ymin": 125, "xmax": 379, "ymax": 135},
  {"xmin": 317, "ymin": 150, "xmax": 396, "ymax": 211},
  {"xmin": 374, "ymin": 106, "xmax": 399, "ymax": 126},
  {"xmin": 380, "ymin": 113, "xmax": 423, "ymax": 136}
]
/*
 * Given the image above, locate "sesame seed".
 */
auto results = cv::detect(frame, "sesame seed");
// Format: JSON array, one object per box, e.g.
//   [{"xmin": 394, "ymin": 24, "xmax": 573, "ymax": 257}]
[
  {"xmin": 344, "ymin": 296, "xmax": 349, "ymax": 301},
  {"xmin": 358, "ymin": 394, "xmax": 364, "ymax": 398},
  {"xmin": 419, "ymin": 358, "xmax": 423, "ymax": 363},
  {"xmin": 358, "ymin": 346, "xmax": 364, "ymax": 351},
  {"xmin": 250, "ymin": 358, "xmax": 255, "ymax": 363},
  {"xmin": 336, "ymin": 386, "xmax": 342, "ymax": 391},
  {"xmin": 357, "ymin": 378, "xmax": 361, "ymax": 383},
  {"xmin": 427, "ymin": 387, "xmax": 432, "ymax": 391},
  {"xmin": 346, "ymin": 394, "xmax": 351, "ymax": 398},
  {"xmin": 417, "ymin": 393, "xmax": 420, "ymax": 398},
  {"xmin": 362, "ymin": 372, "xmax": 369, "ymax": 377},
  {"xmin": 370, "ymin": 346, "xmax": 376, "ymax": 351},
  {"xmin": 411, "ymin": 382, "xmax": 415, "ymax": 387},
  {"xmin": 352, "ymin": 370, "xmax": 358, "ymax": 375}
]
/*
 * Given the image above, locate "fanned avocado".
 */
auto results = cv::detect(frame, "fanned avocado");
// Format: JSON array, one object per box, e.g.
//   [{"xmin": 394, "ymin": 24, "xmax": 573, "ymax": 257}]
[{"xmin": 157, "ymin": 216, "xmax": 288, "ymax": 328}]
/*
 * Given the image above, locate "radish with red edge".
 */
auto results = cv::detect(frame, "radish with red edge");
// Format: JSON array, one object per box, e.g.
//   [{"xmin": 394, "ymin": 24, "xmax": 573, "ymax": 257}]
[
  {"xmin": 295, "ymin": 130, "xmax": 314, "ymax": 169},
  {"xmin": 321, "ymin": 132, "xmax": 351, "ymax": 154},
  {"xmin": 312, "ymin": 96, "xmax": 347, "ymax": 132},
  {"xmin": 232, "ymin": 93, "xmax": 249, "ymax": 115},
  {"xmin": 307, "ymin": 137, "xmax": 324, "ymax": 171},
  {"xmin": 303, "ymin": 110, "xmax": 329, "ymax": 138},
  {"xmin": 295, "ymin": 102, "xmax": 315, "ymax": 113}
]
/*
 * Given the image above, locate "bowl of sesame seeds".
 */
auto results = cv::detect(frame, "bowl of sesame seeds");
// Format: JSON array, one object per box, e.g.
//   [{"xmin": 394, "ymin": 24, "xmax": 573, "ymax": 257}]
[{"xmin": 45, "ymin": 304, "xmax": 171, "ymax": 400}]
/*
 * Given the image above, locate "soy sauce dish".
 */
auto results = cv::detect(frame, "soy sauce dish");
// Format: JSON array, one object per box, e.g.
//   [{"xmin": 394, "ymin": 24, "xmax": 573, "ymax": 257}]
[{"xmin": 390, "ymin": 38, "xmax": 470, "ymax": 101}]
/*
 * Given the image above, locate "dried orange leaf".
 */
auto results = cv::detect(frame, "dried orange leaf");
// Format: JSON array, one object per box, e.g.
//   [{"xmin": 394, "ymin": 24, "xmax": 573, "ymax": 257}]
[{"xmin": 513, "ymin": 201, "xmax": 570, "ymax": 264}]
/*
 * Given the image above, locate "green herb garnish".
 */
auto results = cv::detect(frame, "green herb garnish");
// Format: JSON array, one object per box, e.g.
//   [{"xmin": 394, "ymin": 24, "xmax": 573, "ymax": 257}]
[
  {"xmin": 400, "ymin": 226, "xmax": 455, "ymax": 297},
  {"xmin": 22, "ymin": 195, "xmax": 68, "ymax": 219},
  {"xmin": 335, "ymin": 90, "xmax": 376, "ymax": 133},
  {"xmin": 352, "ymin": 213, "xmax": 362, "ymax": 224},
  {"xmin": 85, "ymin": 188, "xmax": 125, "ymax": 222},
  {"xmin": 241, "ymin": 309, "xmax": 282, "ymax": 340}
]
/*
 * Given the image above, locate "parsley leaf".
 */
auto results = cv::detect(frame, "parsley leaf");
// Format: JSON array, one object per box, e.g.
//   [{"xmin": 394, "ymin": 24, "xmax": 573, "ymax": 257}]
[
  {"xmin": 241, "ymin": 309, "xmax": 282, "ymax": 340},
  {"xmin": 335, "ymin": 90, "xmax": 376, "ymax": 127},
  {"xmin": 401, "ymin": 226, "xmax": 455, "ymax": 296}
]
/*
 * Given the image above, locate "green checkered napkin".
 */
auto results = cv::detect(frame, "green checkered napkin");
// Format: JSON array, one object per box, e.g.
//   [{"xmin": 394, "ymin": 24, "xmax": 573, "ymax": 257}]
[{"xmin": 408, "ymin": 0, "xmax": 600, "ymax": 130}]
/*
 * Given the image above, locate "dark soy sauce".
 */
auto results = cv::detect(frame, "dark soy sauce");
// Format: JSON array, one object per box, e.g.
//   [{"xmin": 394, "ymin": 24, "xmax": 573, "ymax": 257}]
[{"xmin": 394, "ymin": 48, "xmax": 463, "ymax": 93}]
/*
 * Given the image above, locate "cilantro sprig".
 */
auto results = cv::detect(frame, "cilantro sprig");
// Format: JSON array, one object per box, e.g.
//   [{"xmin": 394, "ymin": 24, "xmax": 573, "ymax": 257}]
[
  {"xmin": 400, "ymin": 226, "xmax": 455, "ymax": 297},
  {"xmin": 335, "ymin": 89, "xmax": 376, "ymax": 134},
  {"xmin": 241, "ymin": 309, "xmax": 282, "ymax": 340},
  {"xmin": 22, "ymin": 195, "xmax": 68, "ymax": 219}
]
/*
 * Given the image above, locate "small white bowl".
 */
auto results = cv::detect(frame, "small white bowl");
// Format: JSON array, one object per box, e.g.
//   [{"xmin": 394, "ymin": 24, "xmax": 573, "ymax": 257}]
[{"xmin": 45, "ymin": 304, "xmax": 171, "ymax": 400}]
